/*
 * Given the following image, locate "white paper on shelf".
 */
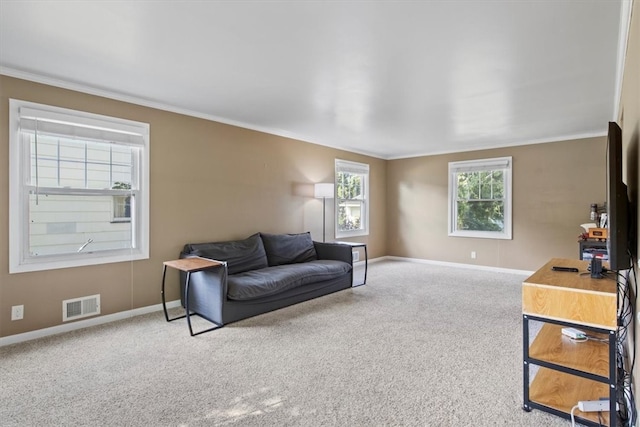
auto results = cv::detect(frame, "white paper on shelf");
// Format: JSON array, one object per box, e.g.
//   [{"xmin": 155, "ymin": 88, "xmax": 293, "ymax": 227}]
[{"xmin": 580, "ymin": 223, "xmax": 598, "ymax": 232}]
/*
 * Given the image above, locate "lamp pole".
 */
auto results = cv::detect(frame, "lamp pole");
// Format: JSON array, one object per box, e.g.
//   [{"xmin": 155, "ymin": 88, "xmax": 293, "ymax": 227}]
[
  {"xmin": 322, "ymin": 196, "xmax": 327, "ymax": 242},
  {"xmin": 314, "ymin": 183, "xmax": 334, "ymax": 243}
]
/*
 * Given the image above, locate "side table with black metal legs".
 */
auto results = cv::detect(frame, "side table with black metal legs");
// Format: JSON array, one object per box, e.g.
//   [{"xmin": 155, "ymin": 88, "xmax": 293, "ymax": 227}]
[
  {"xmin": 161, "ymin": 257, "xmax": 225, "ymax": 336},
  {"xmin": 333, "ymin": 241, "xmax": 367, "ymax": 286}
]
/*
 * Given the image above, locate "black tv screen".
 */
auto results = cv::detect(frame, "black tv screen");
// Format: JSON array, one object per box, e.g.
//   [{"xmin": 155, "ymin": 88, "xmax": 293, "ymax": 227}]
[{"xmin": 606, "ymin": 121, "xmax": 631, "ymax": 271}]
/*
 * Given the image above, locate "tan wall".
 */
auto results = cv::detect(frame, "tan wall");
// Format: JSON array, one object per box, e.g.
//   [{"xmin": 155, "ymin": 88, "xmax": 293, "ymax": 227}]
[
  {"xmin": 386, "ymin": 138, "xmax": 607, "ymax": 271},
  {"xmin": 2, "ymin": 1, "xmax": 637, "ymax": 342},
  {"xmin": 619, "ymin": 0, "xmax": 639, "ymax": 411},
  {"xmin": 0, "ymin": 75, "xmax": 387, "ymax": 338}
]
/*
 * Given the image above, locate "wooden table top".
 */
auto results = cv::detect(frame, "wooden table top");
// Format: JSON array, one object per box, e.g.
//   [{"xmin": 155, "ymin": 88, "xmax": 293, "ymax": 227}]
[
  {"xmin": 524, "ymin": 258, "xmax": 616, "ymax": 294},
  {"xmin": 163, "ymin": 257, "xmax": 224, "ymax": 273}
]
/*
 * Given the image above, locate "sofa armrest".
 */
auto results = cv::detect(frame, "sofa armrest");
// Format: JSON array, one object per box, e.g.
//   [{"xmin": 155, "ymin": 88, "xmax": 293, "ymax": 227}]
[{"xmin": 313, "ymin": 242, "xmax": 353, "ymax": 265}]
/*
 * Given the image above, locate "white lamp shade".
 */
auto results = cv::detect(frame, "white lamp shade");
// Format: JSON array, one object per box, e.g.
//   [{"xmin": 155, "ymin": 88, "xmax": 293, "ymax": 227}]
[{"xmin": 314, "ymin": 183, "xmax": 334, "ymax": 198}]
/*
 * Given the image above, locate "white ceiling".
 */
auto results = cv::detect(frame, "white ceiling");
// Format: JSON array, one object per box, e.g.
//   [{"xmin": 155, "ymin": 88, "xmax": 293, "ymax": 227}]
[{"xmin": 0, "ymin": 1, "xmax": 629, "ymax": 159}]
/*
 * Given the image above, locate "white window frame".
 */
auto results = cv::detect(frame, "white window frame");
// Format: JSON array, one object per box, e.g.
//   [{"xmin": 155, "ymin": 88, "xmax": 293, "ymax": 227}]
[
  {"xmin": 448, "ymin": 156, "xmax": 512, "ymax": 240},
  {"xmin": 9, "ymin": 99, "xmax": 150, "ymax": 273},
  {"xmin": 335, "ymin": 159, "xmax": 369, "ymax": 238}
]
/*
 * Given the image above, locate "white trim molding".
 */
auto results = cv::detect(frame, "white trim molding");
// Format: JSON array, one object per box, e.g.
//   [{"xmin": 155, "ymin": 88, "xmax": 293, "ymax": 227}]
[
  {"xmin": 0, "ymin": 256, "xmax": 531, "ymax": 347},
  {"xmin": 383, "ymin": 255, "xmax": 534, "ymax": 276},
  {"xmin": 448, "ymin": 156, "xmax": 513, "ymax": 240},
  {"xmin": 0, "ymin": 300, "xmax": 181, "ymax": 347}
]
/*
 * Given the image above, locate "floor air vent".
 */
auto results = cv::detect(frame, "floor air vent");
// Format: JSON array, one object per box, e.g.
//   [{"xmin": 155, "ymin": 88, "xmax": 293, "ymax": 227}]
[{"xmin": 63, "ymin": 294, "xmax": 100, "ymax": 322}]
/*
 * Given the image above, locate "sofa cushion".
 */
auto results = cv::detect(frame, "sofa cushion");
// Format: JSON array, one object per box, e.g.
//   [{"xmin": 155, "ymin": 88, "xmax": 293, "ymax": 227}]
[
  {"xmin": 227, "ymin": 260, "xmax": 351, "ymax": 301},
  {"xmin": 184, "ymin": 233, "xmax": 268, "ymax": 275},
  {"xmin": 260, "ymin": 232, "xmax": 318, "ymax": 266}
]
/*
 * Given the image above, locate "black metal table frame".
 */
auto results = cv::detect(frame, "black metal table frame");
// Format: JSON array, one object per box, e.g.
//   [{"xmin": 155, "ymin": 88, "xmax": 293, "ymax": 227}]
[
  {"xmin": 334, "ymin": 241, "xmax": 367, "ymax": 286},
  {"xmin": 523, "ymin": 314, "xmax": 618, "ymax": 427},
  {"xmin": 161, "ymin": 261, "xmax": 226, "ymax": 336}
]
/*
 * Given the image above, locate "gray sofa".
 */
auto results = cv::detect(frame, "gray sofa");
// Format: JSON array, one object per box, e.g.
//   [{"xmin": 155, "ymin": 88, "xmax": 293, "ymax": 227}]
[{"xmin": 179, "ymin": 232, "xmax": 353, "ymax": 330}]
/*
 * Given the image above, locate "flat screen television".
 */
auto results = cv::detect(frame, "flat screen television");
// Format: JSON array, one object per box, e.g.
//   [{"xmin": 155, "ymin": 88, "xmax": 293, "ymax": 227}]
[{"xmin": 606, "ymin": 121, "xmax": 631, "ymax": 271}]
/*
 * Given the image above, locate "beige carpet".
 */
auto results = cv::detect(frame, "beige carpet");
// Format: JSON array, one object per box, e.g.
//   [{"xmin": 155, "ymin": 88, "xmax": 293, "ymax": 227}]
[{"xmin": 1, "ymin": 260, "xmax": 571, "ymax": 426}]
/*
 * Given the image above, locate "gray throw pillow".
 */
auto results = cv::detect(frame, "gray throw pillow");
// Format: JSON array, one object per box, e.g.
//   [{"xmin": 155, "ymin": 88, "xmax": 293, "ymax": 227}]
[
  {"xmin": 184, "ymin": 233, "xmax": 268, "ymax": 275},
  {"xmin": 260, "ymin": 232, "xmax": 318, "ymax": 266}
]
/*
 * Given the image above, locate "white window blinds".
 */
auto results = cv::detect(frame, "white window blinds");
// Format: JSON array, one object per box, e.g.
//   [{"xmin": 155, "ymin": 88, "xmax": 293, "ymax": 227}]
[{"xmin": 18, "ymin": 106, "xmax": 147, "ymax": 146}]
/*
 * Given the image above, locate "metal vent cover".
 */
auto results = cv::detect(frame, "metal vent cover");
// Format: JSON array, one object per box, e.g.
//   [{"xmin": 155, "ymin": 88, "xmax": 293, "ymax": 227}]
[{"xmin": 62, "ymin": 294, "xmax": 100, "ymax": 322}]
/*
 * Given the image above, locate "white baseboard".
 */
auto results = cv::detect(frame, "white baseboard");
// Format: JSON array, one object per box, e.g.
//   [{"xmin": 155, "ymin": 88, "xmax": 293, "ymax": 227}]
[
  {"xmin": 1, "ymin": 255, "xmax": 528, "ymax": 347},
  {"xmin": 382, "ymin": 255, "xmax": 534, "ymax": 276},
  {"xmin": 0, "ymin": 300, "xmax": 182, "ymax": 347}
]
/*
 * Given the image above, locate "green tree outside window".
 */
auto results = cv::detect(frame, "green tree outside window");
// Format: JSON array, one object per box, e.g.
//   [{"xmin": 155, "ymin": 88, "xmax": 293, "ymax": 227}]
[
  {"xmin": 335, "ymin": 159, "xmax": 369, "ymax": 237},
  {"xmin": 456, "ymin": 170, "xmax": 505, "ymax": 232},
  {"xmin": 449, "ymin": 157, "xmax": 512, "ymax": 239},
  {"xmin": 337, "ymin": 172, "xmax": 363, "ymax": 231}
]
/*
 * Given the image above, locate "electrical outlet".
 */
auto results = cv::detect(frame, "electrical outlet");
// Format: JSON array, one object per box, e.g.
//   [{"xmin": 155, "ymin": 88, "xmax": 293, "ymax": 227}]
[
  {"xmin": 471, "ymin": 251, "xmax": 477, "ymax": 259},
  {"xmin": 11, "ymin": 305, "xmax": 24, "ymax": 321}
]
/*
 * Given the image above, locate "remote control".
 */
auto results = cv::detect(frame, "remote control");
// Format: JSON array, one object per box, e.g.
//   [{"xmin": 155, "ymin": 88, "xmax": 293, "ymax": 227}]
[{"xmin": 551, "ymin": 266, "xmax": 579, "ymax": 272}]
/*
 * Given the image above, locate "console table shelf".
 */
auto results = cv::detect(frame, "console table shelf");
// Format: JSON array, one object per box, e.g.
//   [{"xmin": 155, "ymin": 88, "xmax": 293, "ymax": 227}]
[
  {"xmin": 522, "ymin": 258, "xmax": 618, "ymax": 427},
  {"xmin": 529, "ymin": 368, "xmax": 611, "ymax": 426},
  {"xmin": 529, "ymin": 323, "xmax": 610, "ymax": 377}
]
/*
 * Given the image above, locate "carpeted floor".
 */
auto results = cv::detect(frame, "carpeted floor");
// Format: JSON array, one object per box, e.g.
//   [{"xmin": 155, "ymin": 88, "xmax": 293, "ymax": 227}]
[{"xmin": 0, "ymin": 260, "xmax": 572, "ymax": 426}]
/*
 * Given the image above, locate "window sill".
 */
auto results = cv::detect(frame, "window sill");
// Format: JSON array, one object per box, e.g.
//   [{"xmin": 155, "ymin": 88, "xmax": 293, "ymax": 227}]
[
  {"xmin": 448, "ymin": 230, "xmax": 512, "ymax": 240},
  {"xmin": 336, "ymin": 230, "xmax": 369, "ymax": 239},
  {"xmin": 10, "ymin": 250, "xmax": 148, "ymax": 274}
]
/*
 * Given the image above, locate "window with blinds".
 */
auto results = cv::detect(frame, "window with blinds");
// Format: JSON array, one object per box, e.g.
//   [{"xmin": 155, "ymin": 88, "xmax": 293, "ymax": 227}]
[
  {"xmin": 9, "ymin": 99, "xmax": 150, "ymax": 273},
  {"xmin": 448, "ymin": 157, "xmax": 512, "ymax": 239}
]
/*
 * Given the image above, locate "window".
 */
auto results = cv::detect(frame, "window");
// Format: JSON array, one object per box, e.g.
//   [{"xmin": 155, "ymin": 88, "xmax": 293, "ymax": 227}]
[
  {"xmin": 335, "ymin": 159, "xmax": 369, "ymax": 238},
  {"xmin": 9, "ymin": 99, "xmax": 150, "ymax": 273},
  {"xmin": 448, "ymin": 157, "xmax": 512, "ymax": 239},
  {"xmin": 112, "ymin": 182, "xmax": 131, "ymax": 222},
  {"xmin": 112, "ymin": 195, "xmax": 132, "ymax": 222}
]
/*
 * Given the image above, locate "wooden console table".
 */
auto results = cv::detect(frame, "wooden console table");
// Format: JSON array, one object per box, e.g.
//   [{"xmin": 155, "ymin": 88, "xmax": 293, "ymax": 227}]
[{"xmin": 522, "ymin": 258, "xmax": 618, "ymax": 426}]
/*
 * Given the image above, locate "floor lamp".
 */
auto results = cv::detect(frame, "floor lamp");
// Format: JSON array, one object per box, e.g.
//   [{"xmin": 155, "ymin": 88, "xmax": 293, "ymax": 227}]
[{"xmin": 314, "ymin": 183, "xmax": 334, "ymax": 242}]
